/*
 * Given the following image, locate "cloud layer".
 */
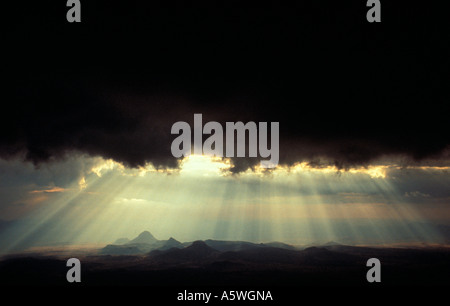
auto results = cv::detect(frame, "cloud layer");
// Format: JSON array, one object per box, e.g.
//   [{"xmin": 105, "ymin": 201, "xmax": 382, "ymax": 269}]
[{"xmin": 3, "ymin": 1, "xmax": 449, "ymax": 172}]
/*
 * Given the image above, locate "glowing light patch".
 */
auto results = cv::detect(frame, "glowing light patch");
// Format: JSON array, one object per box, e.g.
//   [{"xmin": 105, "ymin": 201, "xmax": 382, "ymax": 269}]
[
  {"xmin": 78, "ymin": 177, "xmax": 87, "ymax": 190},
  {"xmin": 179, "ymin": 155, "xmax": 230, "ymax": 176},
  {"xmin": 30, "ymin": 187, "xmax": 67, "ymax": 194},
  {"xmin": 91, "ymin": 159, "xmax": 122, "ymax": 177},
  {"xmin": 348, "ymin": 166, "xmax": 389, "ymax": 179},
  {"xmin": 87, "ymin": 156, "xmax": 450, "ymax": 179}
]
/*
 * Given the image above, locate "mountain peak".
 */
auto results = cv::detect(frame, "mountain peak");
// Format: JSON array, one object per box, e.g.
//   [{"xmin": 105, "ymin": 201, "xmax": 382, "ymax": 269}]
[
  {"xmin": 129, "ymin": 231, "xmax": 157, "ymax": 244},
  {"xmin": 303, "ymin": 246, "xmax": 332, "ymax": 255},
  {"xmin": 157, "ymin": 237, "xmax": 182, "ymax": 251},
  {"xmin": 190, "ymin": 240, "xmax": 209, "ymax": 248},
  {"xmin": 186, "ymin": 241, "xmax": 218, "ymax": 255},
  {"xmin": 166, "ymin": 237, "xmax": 181, "ymax": 245},
  {"xmin": 164, "ymin": 237, "xmax": 181, "ymax": 246}
]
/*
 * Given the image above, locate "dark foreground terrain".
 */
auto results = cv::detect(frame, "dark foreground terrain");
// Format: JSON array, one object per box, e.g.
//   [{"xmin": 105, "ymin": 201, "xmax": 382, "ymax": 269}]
[{"xmin": 1, "ymin": 241, "xmax": 449, "ymax": 287}]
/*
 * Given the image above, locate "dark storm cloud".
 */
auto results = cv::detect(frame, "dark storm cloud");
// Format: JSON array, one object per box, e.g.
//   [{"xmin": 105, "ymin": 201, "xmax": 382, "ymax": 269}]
[{"xmin": 3, "ymin": 0, "xmax": 449, "ymax": 172}]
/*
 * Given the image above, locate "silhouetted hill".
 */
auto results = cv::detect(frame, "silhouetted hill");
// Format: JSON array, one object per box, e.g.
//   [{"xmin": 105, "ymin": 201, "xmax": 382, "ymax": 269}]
[
  {"xmin": 263, "ymin": 241, "xmax": 298, "ymax": 250},
  {"xmin": 129, "ymin": 231, "xmax": 157, "ymax": 244},
  {"xmin": 148, "ymin": 240, "xmax": 219, "ymax": 263},
  {"xmin": 300, "ymin": 246, "xmax": 360, "ymax": 265},
  {"xmin": 100, "ymin": 238, "xmax": 183, "ymax": 255},
  {"xmin": 106, "ymin": 232, "xmax": 301, "ymax": 256},
  {"xmin": 304, "ymin": 246, "xmax": 328, "ymax": 253},
  {"xmin": 159, "ymin": 237, "xmax": 182, "ymax": 250},
  {"xmin": 203, "ymin": 239, "xmax": 260, "ymax": 251},
  {"xmin": 101, "ymin": 231, "xmax": 163, "ymax": 255},
  {"xmin": 215, "ymin": 245, "xmax": 359, "ymax": 266},
  {"xmin": 219, "ymin": 246, "xmax": 301, "ymax": 264},
  {"xmin": 202, "ymin": 239, "xmax": 297, "ymax": 251}
]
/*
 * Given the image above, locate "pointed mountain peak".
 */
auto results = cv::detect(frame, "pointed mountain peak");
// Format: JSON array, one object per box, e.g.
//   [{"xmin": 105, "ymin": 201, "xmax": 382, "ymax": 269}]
[{"xmin": 129, "ymin": 231, "xmax": 157, "ymax": 244}]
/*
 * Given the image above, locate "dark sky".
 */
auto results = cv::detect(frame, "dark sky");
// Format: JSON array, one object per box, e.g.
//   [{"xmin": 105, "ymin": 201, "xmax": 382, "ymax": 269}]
[{"xmin": 3, "ymin": 0, "xmax": 449, "ymax": 172}]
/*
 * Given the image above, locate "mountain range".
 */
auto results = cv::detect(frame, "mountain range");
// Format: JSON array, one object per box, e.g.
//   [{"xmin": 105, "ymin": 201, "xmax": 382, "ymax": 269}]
[
  {"xmin": 99, "ymin": 231, "xmax": 450, "ymax": 269},
  {"xmin": 100, "ymin": 231, "xmax": 183, "ymax": 255},
  {"xmin": 2, "ymin": 230, "xmax": 450, "ymax": 286},
  {"xmin": 100, "ymin": 231, "xmax": 301, "ymax": 256}
]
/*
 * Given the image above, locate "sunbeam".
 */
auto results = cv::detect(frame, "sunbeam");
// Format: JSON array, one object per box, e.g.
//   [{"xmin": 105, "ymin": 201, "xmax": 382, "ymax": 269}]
[{"xmin": 1, "ymin": 155, "xmax": 449, "ymax": 254}]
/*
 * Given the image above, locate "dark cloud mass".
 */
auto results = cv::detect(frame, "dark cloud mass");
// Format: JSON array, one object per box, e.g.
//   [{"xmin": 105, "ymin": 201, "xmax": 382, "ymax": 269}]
[{"xmin": 3, "ymin": 0, "xmax": 449, "ymax": 171}]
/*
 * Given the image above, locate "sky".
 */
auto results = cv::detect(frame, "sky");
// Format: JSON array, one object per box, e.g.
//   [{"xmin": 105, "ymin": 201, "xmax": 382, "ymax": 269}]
[
  {"xmin": 1, "ymin": 1, "xmax": 449, "ymax": 253},
  {"xmin": 1, "ymin": 154, "xmax": 449, "ymax": 252}
]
